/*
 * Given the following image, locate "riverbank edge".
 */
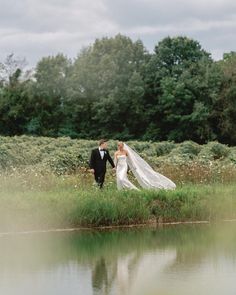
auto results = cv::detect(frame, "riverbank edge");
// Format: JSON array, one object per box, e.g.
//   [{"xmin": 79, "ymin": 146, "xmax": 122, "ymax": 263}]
[{"xmin": 2, "ymin": 219, "xmax": 236, "ymax": 237}]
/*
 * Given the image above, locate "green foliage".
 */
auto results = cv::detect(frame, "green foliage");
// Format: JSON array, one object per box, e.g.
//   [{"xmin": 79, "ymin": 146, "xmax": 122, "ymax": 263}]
[
  {"xmin": 213, "ymin": 52, "xmax": 236, "ymax": 144},
  {"xmin": 1, "ymin": 136, "xmax": 236, "ymax": 187},
  {"xmin": 199, "ymin": 142, "xmax": 230, "ymax": 160},
  {"xmin": 144, "ymin": 36, "xmax": 220, "ymax": 142},
  {"xmin": 154, "ymin": 141, "xmax": 176, "ymax": 156},
  {"xmin": 0, "ymin": 36, "xmax": 235, "ymax": 144},
  {"xmin": 173, "ymin": 141, "xmax": 202, "ymax": 157}
]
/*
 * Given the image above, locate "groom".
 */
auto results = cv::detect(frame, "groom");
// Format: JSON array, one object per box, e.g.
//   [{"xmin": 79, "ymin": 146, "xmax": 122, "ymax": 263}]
[{"xmin": 89, "ymin": 139, "xmax": 115, "ymax": 188}]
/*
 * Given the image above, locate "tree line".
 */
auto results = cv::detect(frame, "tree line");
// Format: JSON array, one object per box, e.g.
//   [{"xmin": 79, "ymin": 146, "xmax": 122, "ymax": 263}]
[{"xmin": 0, "ymin": 34, "xmax": 236, "ymax": 144}]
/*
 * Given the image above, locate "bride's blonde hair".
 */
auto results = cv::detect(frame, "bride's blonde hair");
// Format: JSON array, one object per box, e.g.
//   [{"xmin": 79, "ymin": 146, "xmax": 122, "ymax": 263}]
[{"xmin": 118, "ymin": 141, "xmax": 124, "ymax": 149}]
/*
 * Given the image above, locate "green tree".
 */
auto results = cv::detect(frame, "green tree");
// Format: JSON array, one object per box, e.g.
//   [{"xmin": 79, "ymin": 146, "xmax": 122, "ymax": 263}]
[
  {"xmin": 68, "ymin": 34, "xmax": 149, "ymax": 139},
  {"xmin": 144, "ymin": 36, "xmax": 219, "ymax": 142},
  {"xmin": 0, "ymin": 54, "xmax": 27, "ymax": 86},
  {"xmin": 215, "ymin": 52, "xmax": 236, "ymax": 144},
  {"xmin": 27, "ymin": 54, "xmax": 72, "ymax": 136},
  {"xmin": 0, "ymin": 69, "xmax": 32, "ymax": 135}
]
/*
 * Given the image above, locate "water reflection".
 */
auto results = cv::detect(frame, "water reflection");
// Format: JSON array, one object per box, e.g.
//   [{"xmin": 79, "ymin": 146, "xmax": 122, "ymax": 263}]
[{"xmin": 0, "ymin": 223, "xmax": 236, "ymax": 295}]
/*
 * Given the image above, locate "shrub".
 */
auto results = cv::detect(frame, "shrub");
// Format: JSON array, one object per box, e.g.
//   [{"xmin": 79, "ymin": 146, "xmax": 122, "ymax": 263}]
[
  {"xmin": 199, "ymin": 142, "xmax": 230, "ymax": 160},
  {"xmin": 154, "ymin": 141, "xmax": 176, "ymax": 156},
  {"xmin": 0, "ymin": 136, "xmax": 236, "ymax": 184}
]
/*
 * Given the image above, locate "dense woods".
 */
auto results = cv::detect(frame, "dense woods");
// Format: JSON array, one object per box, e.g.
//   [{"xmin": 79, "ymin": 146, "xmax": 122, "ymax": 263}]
[{"xmin": 1, "ymin": 34, "xmax": 236, "ymax": 144}]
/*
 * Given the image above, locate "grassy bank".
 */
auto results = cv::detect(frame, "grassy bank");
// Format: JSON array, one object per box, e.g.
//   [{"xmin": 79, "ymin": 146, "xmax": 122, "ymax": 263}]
[
  {"xmin": 1, "ymin": 172, "xmax": 236, "ymax": 232},
  {"xmin": 1, "ymin": 136, "xmax": 236, "ymax": 231}
]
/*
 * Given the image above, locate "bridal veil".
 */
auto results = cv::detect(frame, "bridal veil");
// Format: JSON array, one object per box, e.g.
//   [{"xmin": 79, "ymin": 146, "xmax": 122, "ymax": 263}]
[{"xmin": 124, "ymin": 143, "xmax": 176, "ymax": 190}]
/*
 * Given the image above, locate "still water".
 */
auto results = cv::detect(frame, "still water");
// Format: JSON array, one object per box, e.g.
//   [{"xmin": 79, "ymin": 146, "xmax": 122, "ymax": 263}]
[{"xmin": 0, "ymin": 223, "xmax": 236, "ymax": 295}]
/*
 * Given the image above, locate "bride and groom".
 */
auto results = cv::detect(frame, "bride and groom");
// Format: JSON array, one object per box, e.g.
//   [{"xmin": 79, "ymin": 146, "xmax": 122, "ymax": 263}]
[{"xmin": 89, "ymin": 139, "xmax": 176, "ymax": 190}]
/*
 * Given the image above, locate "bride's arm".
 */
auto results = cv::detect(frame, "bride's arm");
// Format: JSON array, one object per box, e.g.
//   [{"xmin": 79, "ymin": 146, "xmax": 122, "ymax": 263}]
[{"xmin": 114, "ymin": 152, "xmax": 118, "ymax": 168}]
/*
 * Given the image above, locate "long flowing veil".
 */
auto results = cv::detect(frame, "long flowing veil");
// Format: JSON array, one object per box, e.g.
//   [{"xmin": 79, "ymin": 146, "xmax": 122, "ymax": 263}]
[{"xmin": 124, "ymin": 143, "xmax": 176, "ymax": 190}]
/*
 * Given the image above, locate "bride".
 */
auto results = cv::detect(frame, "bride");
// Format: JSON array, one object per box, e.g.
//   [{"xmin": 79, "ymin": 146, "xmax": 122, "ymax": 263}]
[{"xmin": 114, "ymin": 142, "xmax": 176, "ymax": 190}]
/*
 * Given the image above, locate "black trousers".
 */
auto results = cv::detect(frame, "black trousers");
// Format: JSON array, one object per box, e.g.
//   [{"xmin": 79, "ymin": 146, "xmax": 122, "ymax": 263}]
[{"xmin": 94, "ymin": 171, "xmax": 106, "ymax": 189}]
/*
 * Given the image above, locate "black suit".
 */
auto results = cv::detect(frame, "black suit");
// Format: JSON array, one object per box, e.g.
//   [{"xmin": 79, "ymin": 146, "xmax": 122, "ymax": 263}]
[{"xmin": 89, "ymin": 148, "xmax": 115, "ymax": 188}]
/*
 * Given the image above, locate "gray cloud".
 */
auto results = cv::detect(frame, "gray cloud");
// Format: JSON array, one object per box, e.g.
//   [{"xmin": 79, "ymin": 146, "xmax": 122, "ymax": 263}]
[
  {"xmin": 0, "ymin": 0, "xmax": 235, "ymax": 66},
  {"xmin": 104, "ymin": 0, "xmax": 236, "ymax": 26}
]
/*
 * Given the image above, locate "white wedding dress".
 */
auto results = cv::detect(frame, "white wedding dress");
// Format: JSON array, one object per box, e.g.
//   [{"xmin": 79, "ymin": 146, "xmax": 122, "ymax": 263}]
[
  {"xmin": 115, "ymin": 144, "xmax": 176, "ymax": 191},
  {"xmin": 116, "ymin": 155, "xmax": 138, "ymax": 190}
]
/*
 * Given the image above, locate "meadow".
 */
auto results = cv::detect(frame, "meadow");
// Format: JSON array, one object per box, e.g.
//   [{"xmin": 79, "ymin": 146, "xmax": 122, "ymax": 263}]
[{"xmin": 1, "ymin": 136, "xmax": 236, "ymax": 231}]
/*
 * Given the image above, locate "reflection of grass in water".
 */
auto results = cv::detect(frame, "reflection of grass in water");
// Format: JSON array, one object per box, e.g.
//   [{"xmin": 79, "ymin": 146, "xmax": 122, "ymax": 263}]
[
  {"xmin": 0, "ymin": 224, "xmax": 236, "ymax": 271},
  {"xmin": 0, "ymin": 171, "xmax": 236, "ymax": 231},
  {"xmin": 1, "ymin": 224, "xmax": 235, "ymax": 295}
]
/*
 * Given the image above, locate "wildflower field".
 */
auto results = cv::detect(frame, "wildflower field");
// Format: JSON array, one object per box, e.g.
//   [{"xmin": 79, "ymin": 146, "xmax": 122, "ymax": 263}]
[{"xmin": 1, "ymin": 135, "xmax": 236, "ymax": 183}]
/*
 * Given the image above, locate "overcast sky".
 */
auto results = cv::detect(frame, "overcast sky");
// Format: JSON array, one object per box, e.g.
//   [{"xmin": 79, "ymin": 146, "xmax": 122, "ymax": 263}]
[{"xmin": 0, "ymin": 0, "xmax": 236, "ymax": 66}]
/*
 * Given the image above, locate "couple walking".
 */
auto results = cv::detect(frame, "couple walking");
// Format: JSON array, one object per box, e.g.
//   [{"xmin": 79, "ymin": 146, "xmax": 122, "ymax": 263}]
[{"xmin": 89, "ymin": 139, "xmax": 176, "ymax": 190}]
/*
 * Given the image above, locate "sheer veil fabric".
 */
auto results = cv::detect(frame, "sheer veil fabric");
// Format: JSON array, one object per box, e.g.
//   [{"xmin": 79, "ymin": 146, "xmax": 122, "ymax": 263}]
[{"xmin": 124, "ymin": 143, "xmax": 176, "ymax": 190}]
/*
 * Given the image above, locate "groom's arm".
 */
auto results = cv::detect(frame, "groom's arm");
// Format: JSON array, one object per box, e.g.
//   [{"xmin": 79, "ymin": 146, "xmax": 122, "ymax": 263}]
[
  {"xmin": 89, "ymin": 150, "xmax": 96, "ymax": 169},
  {"xmin": 107, "ymin": 151, "xmax": 115, "ymax": 168}
]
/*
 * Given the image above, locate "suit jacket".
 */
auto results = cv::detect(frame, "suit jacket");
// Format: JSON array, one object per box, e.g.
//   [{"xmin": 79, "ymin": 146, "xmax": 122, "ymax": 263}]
[{"xmin": 89, "ymin": 148, "xmax": 115, "ymax": 173}]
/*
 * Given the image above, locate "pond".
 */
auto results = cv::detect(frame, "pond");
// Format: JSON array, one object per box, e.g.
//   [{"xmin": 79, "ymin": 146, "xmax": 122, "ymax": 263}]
[{"xmin": 0, "ymin": 223, "xmax": 236, "ymax": 295}]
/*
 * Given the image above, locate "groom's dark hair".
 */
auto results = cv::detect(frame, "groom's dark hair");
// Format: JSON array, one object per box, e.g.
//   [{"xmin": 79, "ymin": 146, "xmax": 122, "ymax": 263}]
[{"xmin": 99, "ymin": 139, "xmax": 107, "ymax": 146}]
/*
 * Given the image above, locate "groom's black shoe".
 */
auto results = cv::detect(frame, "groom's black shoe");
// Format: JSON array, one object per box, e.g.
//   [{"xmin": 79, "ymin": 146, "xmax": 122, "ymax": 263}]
[{"xmin": 95, "ymin": 173, "xmax": 105, "ymax": 189}]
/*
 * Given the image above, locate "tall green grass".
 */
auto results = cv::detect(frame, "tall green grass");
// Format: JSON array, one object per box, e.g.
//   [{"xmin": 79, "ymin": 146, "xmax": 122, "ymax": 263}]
[{"xmin": 0, "ymin": 171, "xmax": 236, "ymax": 232}]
